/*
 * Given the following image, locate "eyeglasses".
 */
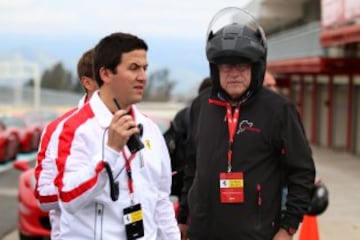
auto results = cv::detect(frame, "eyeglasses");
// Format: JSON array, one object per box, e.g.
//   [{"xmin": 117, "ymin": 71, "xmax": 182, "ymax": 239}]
[{"xmin": 218, "ymin": 63, "xmax": 250, "ymax": 73}]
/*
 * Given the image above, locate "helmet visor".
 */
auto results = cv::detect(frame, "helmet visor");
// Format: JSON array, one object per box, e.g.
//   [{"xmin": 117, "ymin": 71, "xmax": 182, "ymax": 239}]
[{"xmin": 206, "ymin": 7, "xmax": 265, "ymax": 43}]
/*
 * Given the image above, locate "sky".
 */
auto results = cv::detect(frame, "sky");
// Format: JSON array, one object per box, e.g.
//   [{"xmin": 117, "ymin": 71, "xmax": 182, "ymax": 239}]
[{"xmin": 0, "ymin": 0, "xmax": 253, "ymax": 95}]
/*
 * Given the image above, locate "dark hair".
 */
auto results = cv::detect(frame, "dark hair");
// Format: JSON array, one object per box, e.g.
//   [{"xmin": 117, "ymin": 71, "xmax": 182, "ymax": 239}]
[
  {"xmin": 94, "ymin": 32, "xmax": 148, "ymax": 87},
  {"xmin": 77, "ymin": 48, "xmax": 95, "ymax": 80}
]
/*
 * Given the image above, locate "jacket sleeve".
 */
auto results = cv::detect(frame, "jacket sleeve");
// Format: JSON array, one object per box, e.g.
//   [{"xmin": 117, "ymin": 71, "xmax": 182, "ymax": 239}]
[
  {"xmin": 276, "ymin": 103, "xmax": 316, "ymax": 231},
  {"xmin": 178, "ymin": 137, "xmax": 196, "ymax": 224},
  {"xmin": 178, "ymin": 100, "xmax": 198, "ymax": 224},
  {"xmin": 35, "ymin": 128, "xmax": 60, "ymax": 211},
  {"xmin": 35, "ymin": 107, "xmax": 79, "ymax": 211},
  {"xmin": 154, "ymin": 127, "xmax": 181, "ymax": 240},
  {"xmin": 56, "ymin": 126, "xmax": 124, "ymax": 214}
]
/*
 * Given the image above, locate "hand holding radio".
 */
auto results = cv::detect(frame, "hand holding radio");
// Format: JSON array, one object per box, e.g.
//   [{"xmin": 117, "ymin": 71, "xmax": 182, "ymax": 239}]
[{"xmin": 107, "ymin": 98, "xmax": 144, "ymax": 153}]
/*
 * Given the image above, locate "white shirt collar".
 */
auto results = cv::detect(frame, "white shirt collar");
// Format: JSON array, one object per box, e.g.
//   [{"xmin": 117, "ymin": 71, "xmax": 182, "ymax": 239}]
[{"xmin": 89, "ymin": 90, "xmax": 145, "ymax": 128}]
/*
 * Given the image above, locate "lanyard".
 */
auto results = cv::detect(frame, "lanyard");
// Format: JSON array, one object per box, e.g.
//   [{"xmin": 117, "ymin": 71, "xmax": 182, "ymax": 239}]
[
  {"xmin": 122, "ymin": 150, "xmax": 137, "ymax": 203},
  {"xmin": 226, "ymin": 103, "xmax": 240, "ymax": 172}
]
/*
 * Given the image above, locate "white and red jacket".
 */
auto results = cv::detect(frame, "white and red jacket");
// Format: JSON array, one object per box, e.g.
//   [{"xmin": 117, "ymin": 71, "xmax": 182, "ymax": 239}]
[
  {"xmin": 55, "ymin": 92, "xmax": 180, "ymax": 240},
  {"xmin": 35, "ymin": 95, "xmax": 88, "ymax": 209},
  {"xmin": 34, "ymin": 95, "xmax": 88, "ymax": 240}
]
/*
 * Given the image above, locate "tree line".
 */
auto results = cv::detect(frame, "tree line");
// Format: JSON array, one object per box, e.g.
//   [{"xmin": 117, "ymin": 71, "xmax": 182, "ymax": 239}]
[{"xmin": 26, "ymin": 62, "xmax": 176, "ymax": 101}]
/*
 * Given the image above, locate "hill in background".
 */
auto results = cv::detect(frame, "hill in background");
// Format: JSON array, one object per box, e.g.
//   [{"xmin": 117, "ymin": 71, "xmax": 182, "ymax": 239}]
[{"xmin": 0, "ymin": 33, "xmax": 210, "ymax": 98}]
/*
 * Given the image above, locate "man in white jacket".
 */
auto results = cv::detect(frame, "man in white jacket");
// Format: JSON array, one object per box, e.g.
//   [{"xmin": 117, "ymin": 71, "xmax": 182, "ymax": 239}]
[
  {"xmin": 54, "ymin": 32, "xmax": 180, "ymax": 239},
  {"xmin": 34, "ymin": 48, "xmax": 98, "ymax": 239}
]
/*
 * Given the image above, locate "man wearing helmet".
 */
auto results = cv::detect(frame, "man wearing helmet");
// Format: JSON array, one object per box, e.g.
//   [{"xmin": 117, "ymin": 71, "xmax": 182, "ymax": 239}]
[{"xmin": 179, "ymin": 7, "xmax": 316, "ymax": 240}]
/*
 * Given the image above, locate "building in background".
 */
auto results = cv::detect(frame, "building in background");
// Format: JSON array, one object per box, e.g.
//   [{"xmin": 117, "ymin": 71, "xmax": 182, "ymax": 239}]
[{"xmin": 246, "ymin": 0, "xmax": 360, "ymax": 155}]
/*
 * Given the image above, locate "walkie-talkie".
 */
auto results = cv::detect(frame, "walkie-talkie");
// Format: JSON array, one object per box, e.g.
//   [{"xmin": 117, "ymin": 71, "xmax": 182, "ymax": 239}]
[{"xmin": 113, "ymin": 98, "xmax": 144, "ymax": 153}]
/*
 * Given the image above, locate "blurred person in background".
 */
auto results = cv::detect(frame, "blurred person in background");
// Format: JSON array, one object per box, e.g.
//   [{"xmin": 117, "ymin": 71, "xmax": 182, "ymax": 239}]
[
  {"xmin": 180, "ymin": 7, "xmax": 315, "ymax": 240},
  {"xmin": 164, "ymin": 77, "xmax": 212, "ymax": 199},
  {"xmin": 163, "ymin": 77, "xmax": 212, "ymax": 236},
  {"xmin": 263, "ymin": 71, "xmax": 278, "ymax": 92},
  {"xmin": 54, "ymin": 32, "xmax": 180, "ymax": 239},
  {"xmin": 34, "ymin": 48, "xmax": 98, "ymax": 240}
]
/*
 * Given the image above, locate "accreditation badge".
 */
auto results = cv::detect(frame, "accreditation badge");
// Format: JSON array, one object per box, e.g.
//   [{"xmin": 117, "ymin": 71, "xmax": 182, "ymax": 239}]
[
  {"xmin": 123, "ymin": 203, "xmax": 144, "ymax": 240},
  {"xmin": 219, "ymin": 172, "xmax": 244, "ymax": 203}
]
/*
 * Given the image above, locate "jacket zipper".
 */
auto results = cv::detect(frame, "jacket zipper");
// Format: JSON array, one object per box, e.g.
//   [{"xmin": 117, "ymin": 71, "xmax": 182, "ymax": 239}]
[
  {"xmin": 95, "ymin": 203, "xmax": 104, "ymax": 240},
  {"xmin": 256, "ymin": 184, "xmax": 262, "ymax": 229}
]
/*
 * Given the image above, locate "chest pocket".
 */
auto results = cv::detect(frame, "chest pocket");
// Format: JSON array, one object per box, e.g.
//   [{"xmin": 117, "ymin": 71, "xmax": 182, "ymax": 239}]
[
  {"xmin": 136, "ymin": 138, "xmax": 162, "ymax": 184},
  {"xmin": 233, "ymin": 120, "xmax": 267, "ymax": 159},
  {"xmin": 116, "ymin": 139, "xmax": 163, "ymax": 192}
]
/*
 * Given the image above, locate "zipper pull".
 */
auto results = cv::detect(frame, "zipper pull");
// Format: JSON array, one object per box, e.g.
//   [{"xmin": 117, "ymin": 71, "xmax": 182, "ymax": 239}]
[{"xmin": 257, "ymin": 184, "xmax": 262, "ymax": 206}]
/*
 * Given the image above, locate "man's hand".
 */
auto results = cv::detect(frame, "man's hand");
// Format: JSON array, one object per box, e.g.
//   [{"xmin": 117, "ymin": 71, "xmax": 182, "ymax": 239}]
[
  {"xmin": 273, "ymin": 228, "xmax": 293, "ymax": 240},
  {"xmin": 107, "ymin": 110, "xmax": 140, "ymax": 152},
  {"xmin": 178, "ymin": 223, "xmax": 188, "ymax": 240}
]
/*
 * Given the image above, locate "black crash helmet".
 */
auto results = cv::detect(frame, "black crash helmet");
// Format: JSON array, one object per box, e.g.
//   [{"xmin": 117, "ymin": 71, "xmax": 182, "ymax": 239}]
[
  {"xmin": 206, "ymin": 7, "xmax": 267, "ymax": 100},
  {"xmin": 307, "ymin": 182, "xmax": 329, "ymax": 216}
]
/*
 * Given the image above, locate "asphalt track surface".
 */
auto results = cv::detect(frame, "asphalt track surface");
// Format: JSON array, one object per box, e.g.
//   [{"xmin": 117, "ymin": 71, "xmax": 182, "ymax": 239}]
[{"xmin": 2, "ymin": 146, "xmax": 360, "ymax": 239}]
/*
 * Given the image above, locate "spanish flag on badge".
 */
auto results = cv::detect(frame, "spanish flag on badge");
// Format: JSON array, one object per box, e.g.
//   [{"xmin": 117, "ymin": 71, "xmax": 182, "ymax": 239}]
[{"xmin": 219, "ymin": 172, "xmax": 244, "ymax": 203}]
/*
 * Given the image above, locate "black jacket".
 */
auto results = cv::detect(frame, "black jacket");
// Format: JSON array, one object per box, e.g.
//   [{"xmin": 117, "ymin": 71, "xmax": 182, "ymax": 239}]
[
  {"xmin": 181, "ymin": 87, "xmax": 315, "ymax": 240},
  {"xmin": 164, "ymin": 106, "xmax": 190, "ymax": 198}
]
